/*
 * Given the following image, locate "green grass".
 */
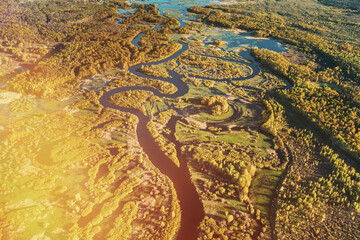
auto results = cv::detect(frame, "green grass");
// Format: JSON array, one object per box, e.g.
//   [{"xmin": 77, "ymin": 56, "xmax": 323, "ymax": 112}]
[
  {"xmin": 196, "ymin": 100, "xmax": 260, "ymax": 126},
  {"xmin": 214, "ymin": 130, "xmax": 272, "ymax": 148},
  {"xmin": 175, "ymin": 122, "xmax": 212, "ymax": 142},
  {"xmin": 196, "ymin": 105, "xmax": 234, "ymax": 123},
  {"xmin": 249, "ymin": 169, "xmax": 283, "ymax": 218},
  {"xmin": 183, "ymin": 81, "xmax": 229, "ymax": 99},
  {"xmin": 183, "ymin": 85, "xmax": 215, "ymax": 98},
  {"xmin": 233, "ymin": 75, "xmax": 264, "ymax": 87},
  {"xmin": 144, "ymin": 101, "xmax": 169, "ymax": 118},
  {"xmin": 105, "ymin": 68, "xmax": 121, "ymax": 75},
  {"xmin": 189, "ymin": 165, "xmax": 248, "ymax": 217},
  {"xmin": 176, "ymin": 121, "xmax": 272, "ymax": 157}
]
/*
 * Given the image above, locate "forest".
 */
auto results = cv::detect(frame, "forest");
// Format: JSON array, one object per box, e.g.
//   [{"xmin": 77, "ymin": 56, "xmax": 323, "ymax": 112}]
[
  {"xmin": 1, "ymin": 0, "xmax": 183, "ymax": 98},
  {"xmin": 0, "ymin": 0, "xmax": 185, "ymax": 239},
  {"xmin": 189, "ymin": 0, "xmax": 360, "ymax": 160},
  {"xmin": 0, "ymin": 0, "xmax": 359, "ymax": 239},
  {"xmin": 318, "ymin": 0, "xmax": 360, "ymax": 11},
  {"xmin": 188, "ymin": 2, "xmax": 360, "ymax": 83},
  {"xmin": 187, "ymin": 0, "xmax": 360, "ymax": 239}
]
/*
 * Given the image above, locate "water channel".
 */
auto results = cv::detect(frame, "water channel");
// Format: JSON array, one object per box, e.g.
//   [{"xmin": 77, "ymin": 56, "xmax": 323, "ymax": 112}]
[{"xmin": 100, "ymin": 1, "xmax": 288, "ymax": 239}]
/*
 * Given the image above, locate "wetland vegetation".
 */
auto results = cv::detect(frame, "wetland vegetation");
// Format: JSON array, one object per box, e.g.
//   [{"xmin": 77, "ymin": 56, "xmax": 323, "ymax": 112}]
[{"xmin": 0, "ymin": 0, "xmax": 359, "ymax": 239}]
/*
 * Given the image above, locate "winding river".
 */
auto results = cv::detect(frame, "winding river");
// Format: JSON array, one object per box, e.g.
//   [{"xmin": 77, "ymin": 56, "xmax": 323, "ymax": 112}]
[
  {"xmin": 99, "ymin": 2, "xmax": 290, "ymax": 239},
  {"xmin": 97, "ymin": 1, "xmax": 360, "ymax": 239},
  {"xmin": 99, "ymin": 43, "xmax": 282, "ymax": 240}
]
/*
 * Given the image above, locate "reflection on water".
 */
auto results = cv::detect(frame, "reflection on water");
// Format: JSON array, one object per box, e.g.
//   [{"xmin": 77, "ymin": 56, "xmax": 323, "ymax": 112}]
[
  {"xmin": 203, "ymin": 29, "xmax": 287, "ymax": 52},
  {"xmin": 110, "ymin": 1, "xmax": 289, "ymax": 240},
  {"xmin": 120, "ymin": 0, "xmax": 287, "ymax": 53}
]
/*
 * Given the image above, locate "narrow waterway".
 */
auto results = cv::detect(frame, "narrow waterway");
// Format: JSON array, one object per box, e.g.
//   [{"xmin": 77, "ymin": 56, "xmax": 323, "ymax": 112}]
[
  {"xmin": 99, "ymin": 43, "xmax": 206, "ymax": 239},
  {"xmin": 99, "ymin": 1, "xmax": 290, "ymax": 239},
  {"xmin": 99, "ymin": 41, "xmax": 273, "ymax": 239}
]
